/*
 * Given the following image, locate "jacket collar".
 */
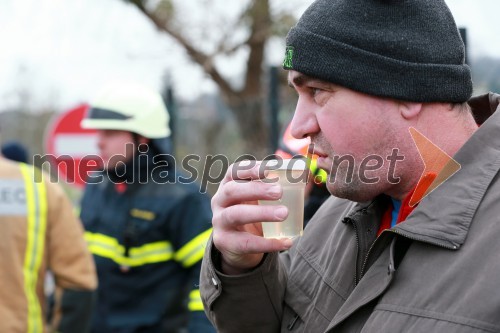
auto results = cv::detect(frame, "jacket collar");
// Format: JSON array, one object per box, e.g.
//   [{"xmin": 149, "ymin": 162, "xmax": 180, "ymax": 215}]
[{"xmin": 393, "ymin": 93, "xmax": 500, "ymax": 249}]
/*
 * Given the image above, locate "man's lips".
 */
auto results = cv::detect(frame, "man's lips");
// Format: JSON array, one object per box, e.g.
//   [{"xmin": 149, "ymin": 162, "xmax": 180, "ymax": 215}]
[
  {"xmin": 308, "ymin": 144, "xmax": 327, "ymax": 158},
  {"xmin": 310, "ymin": 149, "xmax": 331, "ymax": 171},
  {"xmin": 316, "ymin": 156, "xmax": 332, "ymax": 171}
]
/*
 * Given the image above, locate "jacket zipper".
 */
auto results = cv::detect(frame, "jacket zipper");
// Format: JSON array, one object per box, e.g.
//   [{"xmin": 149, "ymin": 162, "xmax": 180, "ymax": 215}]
[
  {"xmin": 344, "ymin": 217, "xmax": 360, "ymax": 286},
  {"xmin": 359, "ymin": 233, "xmax": 382, "ymax": 282},
  {"xmin": 287, "ymin": 314, "xmax": 300, "ymax": 330}
]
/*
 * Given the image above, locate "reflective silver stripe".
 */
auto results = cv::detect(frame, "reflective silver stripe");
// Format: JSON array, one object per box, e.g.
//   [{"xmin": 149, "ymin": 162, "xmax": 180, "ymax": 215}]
[{"xmin": 0, "ymin": 180, "xmax": 27, "ymax": 215}]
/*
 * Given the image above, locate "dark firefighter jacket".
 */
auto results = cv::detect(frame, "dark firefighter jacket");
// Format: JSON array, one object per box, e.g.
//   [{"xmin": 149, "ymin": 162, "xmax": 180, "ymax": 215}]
[{"xmin": 81, "ymin": 151, "xmax": 214, "ymax": 333}]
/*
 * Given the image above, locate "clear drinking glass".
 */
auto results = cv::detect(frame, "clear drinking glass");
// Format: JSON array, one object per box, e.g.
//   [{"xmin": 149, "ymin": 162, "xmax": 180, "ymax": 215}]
[{"xmin": 258, "ymin": 159, "xmax": 307, "ymax": 239}]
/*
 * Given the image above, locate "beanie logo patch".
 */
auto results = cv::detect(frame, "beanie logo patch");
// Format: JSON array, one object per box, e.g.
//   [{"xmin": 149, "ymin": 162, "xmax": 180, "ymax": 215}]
[{"xmin": 283, "ymin": 46, "xmax": 294, "ymax": 69}]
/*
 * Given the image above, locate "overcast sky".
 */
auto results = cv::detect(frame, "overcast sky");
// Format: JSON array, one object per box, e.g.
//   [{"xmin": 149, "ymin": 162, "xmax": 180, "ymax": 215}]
[{"xmin": 0, "ymin": 0, "xmax": 498, "ymax": 112}]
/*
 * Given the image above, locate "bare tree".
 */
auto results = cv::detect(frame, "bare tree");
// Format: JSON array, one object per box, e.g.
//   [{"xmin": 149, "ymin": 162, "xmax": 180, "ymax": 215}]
[{"xmin": 125, "ymin": 0, "xmax": 296, "ymax": 157}]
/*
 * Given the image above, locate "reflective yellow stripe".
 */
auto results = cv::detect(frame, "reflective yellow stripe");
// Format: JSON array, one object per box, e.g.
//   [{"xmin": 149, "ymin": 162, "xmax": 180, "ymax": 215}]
[
  {"xmin": 309, "ymin": 158, "xmax": 327, "ymax": 184},
  {"xmin": 20, "ymin": 164, "xmax": 47, "ymax": 333},
  {"xmin": 174, "ymin": 228, "xmax": 212, "ymax": 268},
  {"xmin": 188, "ymin": 289, "xmax": 204, "ymax": 311},
  {"xmin": 84, "ymin": 232, "xmax": 174, "ymax": 267}
]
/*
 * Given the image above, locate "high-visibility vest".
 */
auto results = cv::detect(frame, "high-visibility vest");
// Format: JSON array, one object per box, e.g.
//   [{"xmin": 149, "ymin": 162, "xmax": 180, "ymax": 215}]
[{"xmin": 0, "ymin": 159, "xmax": 97, "ymax": 333}]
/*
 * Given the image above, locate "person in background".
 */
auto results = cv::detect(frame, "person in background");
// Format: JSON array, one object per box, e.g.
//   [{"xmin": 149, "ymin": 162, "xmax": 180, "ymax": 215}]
[
  {"xmin": 2, "ymin": 140, "xmax": 29, "ymax": 164},
  {"xmin": 80, "ymin": 81, "xmax": 214, "ymax": 333},
  {"xmin": 0, "ymin": 156, "xmax": 97, "ymax": 332},
  {"xmin": 200, "ymin": 0, "xmax": 500, "ymax": 331}
]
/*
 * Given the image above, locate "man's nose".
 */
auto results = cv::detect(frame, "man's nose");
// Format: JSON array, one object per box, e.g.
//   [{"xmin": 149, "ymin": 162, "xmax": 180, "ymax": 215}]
[{"xmin": 290, "ymin": 97, "xmax": 319, "ymax": 140}]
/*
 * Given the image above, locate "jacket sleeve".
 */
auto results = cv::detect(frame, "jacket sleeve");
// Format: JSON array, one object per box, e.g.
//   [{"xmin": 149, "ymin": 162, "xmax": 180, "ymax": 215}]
[
  {"xmin": 200, "ymin": 234, "xmax": 290, "ymax": 333},
  {"xmin": 45, "ymin": 180, "xmax": 98, "ymax": 333},
  {"xmin": 170, "ymin": 191, "xmax": 215, "ymax": 333}
]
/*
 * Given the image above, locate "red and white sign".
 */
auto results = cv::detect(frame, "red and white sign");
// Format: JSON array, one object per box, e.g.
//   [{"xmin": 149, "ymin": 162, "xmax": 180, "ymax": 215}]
[{"xmin": 45, "ymin": 103, "xmax": 101, "ymax": 188}]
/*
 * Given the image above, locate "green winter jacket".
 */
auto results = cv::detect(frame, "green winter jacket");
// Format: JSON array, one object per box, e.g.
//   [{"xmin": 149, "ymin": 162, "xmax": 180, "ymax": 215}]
[{"xmin": 201, "ymin": 93, "xmax": 500, "ymax": 332}]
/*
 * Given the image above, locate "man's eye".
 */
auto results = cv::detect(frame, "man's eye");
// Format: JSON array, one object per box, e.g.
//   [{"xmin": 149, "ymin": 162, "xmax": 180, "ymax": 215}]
[{"xmin": 311, "ymin": 88, "xmax": 322, "ymax": 97}]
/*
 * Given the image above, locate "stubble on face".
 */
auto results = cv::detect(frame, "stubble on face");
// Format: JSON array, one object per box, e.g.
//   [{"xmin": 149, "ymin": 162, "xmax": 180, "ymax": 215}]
[{"xmin": 312, "ymin": 130, "xmax": 400, "ymax": 202}]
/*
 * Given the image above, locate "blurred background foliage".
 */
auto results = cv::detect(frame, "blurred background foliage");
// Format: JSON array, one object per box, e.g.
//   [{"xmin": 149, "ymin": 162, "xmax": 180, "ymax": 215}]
[{"xmin": 127, "ymin": 0, "xmax": 299, "ymax": 157}]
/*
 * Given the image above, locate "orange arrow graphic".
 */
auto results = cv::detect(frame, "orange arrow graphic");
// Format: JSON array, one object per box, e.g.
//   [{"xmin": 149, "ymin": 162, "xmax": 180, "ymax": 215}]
[{"xmin": 409, "ymin": 127, "xmax": 461, "ymax": 206}]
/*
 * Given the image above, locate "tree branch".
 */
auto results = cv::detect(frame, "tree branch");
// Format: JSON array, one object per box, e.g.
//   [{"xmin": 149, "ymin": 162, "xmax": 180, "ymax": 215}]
[
  {"xmin": 242, "ymin": 0, "xmax": 271, "ymax": 96},
  {"xmin": 128, "ymin": 1, "xmax": 238, "ymax": 98}
]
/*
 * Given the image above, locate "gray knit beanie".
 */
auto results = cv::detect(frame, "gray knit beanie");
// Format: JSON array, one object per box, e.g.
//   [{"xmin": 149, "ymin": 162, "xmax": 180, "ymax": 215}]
[{"xmin": 284, "ymin": 0, "xmax": 472, "ymax": 102}]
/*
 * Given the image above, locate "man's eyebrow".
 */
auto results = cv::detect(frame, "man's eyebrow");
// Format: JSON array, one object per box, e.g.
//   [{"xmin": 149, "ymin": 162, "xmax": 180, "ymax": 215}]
[{"xmin": 287, "ymin": 74, "xmax": 329, "ymax": 88}]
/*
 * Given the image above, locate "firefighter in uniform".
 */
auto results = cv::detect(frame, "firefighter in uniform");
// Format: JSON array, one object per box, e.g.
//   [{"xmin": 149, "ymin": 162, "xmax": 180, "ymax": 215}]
[
  {"xmin": 79, "ymin": 82, "xmax": 214, "ymax": 332},
  {"xmin": 0, "ymin": 157, "xmax": 97, "ymax": 333}
]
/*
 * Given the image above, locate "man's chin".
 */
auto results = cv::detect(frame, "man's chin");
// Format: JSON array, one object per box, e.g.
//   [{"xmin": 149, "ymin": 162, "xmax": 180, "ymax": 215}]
[{"xmin": 326, "ymin": 183, "xmax": 378, "ymax": 202}]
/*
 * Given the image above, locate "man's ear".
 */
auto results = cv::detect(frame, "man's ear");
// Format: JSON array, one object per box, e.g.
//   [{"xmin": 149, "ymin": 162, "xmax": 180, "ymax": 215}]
[{"xmin": 399, "ymin": 102, "xmax": 423, "ymax": 120}]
